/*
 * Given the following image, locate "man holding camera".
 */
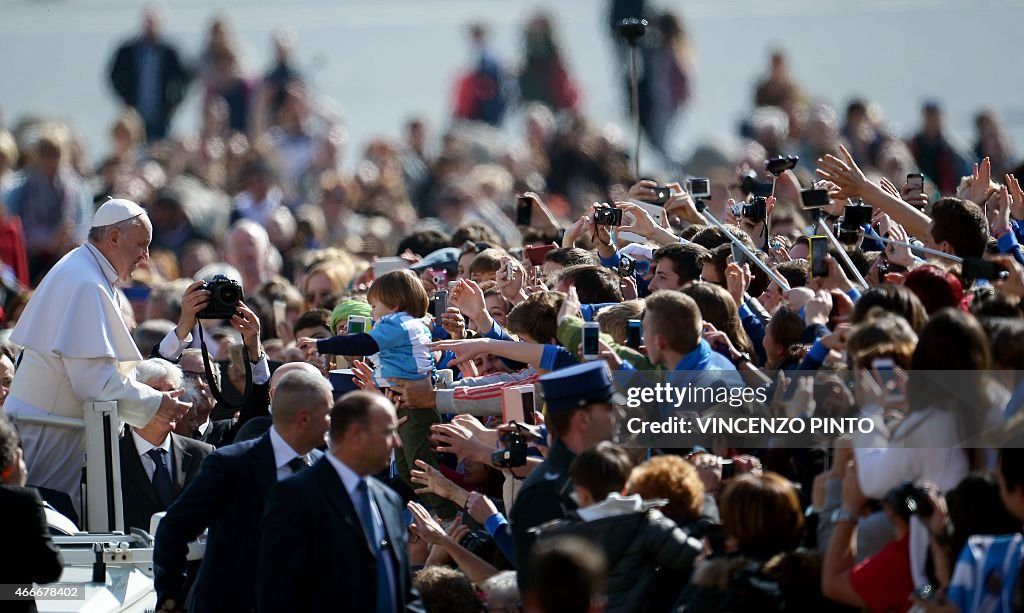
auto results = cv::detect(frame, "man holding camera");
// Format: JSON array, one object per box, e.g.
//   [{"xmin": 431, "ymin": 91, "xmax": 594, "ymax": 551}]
[
  {"xmin": 6, "ymin": 199, "xmax": 192, "ymax": 512},
  {"xmin": 151, "ymin": 276, "xmax": 270, "ymax": 415}
]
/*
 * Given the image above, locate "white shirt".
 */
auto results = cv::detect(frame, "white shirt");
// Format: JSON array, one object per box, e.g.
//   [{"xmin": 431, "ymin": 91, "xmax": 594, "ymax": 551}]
[
  {"xmin": 197, "ymin": 418, "xmax": 211, "ymax": 437},
  {"xmin": 157, "ymin": 332, "xmax": 271, "ymax": 385},
  {"xmin": 269, "ymin": 425, "xmax": 311, "ymax": 481},
  {"xmin": 131, "ymin": 429, "xmax": 173, "ymax": 482}
]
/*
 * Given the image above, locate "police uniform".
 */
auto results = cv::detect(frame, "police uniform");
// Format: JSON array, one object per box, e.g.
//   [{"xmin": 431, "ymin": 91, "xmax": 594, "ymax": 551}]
[{"xmin": 509, "ymin": 361, "xmax": 621, "ymax": 585}]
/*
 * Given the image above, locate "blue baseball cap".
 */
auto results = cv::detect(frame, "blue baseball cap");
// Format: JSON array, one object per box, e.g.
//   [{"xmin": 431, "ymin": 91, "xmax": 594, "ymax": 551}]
[
  {"xmin": 410, "ymin": 247, "xmax": 460, "ymax": 274},
  {"xmin": 539, "ymin": 361, "xmax": 623, "ymax": 412}
]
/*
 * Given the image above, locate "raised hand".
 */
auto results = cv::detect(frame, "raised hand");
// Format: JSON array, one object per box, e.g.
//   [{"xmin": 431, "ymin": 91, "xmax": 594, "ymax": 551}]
[{"xmin": 816, "ymin": 145, "xmax": 870, "ymax": 200}]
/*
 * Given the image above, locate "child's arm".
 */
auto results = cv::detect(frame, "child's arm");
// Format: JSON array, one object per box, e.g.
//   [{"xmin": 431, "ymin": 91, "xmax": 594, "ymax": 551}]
[{"xmin": 300, "ymin": 333, "xmax": 381, "ymax": 357}]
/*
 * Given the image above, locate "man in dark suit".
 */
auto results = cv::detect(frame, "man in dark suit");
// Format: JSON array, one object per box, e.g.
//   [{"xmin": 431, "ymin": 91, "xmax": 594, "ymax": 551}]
[
  {"xmin": 153, "ymin": 366, "xmax": 332, "ymax": 613},
  {"xmin": 107, "ymin": 4, "xmax": 192, "ymax": 141},
  {"xmin": 0, "ymin": 416, "xmax": 64, "ymax": 613},
  {"xmin": 258, "ymin": 391, "xmax": 424, "ymax": 613},
  {"xmin": 120, "ymin": 417, "xmax": 213, "ymax": 533},
  {"xmin": 122, "ymin": 357, "xmax": 215, "ymax": 532}
]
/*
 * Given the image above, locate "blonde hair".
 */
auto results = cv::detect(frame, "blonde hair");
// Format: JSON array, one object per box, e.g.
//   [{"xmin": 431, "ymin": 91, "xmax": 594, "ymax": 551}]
[
  {"xmin": 0, "ymin": 130, "xmax": 18, "ymax": 166},
  {"xmin": 112, "ymin": 107, "xmax": 147, "ymax": 147},
  {"xmin": 594, "ymin": 300, "xmax": 645, "ymax": 344}
]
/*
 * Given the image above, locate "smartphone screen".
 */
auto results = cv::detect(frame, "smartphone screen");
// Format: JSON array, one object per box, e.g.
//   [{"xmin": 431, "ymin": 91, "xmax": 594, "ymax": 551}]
[
  {"xmin": 688, "ymin": 178, "xmax": 710, "ymax": 199},
  {"xmin": 626, "ymin": 320, "xmax": 642, "ymax": 349},
  {"xmin": 582, "ymin": 323, "xmax": 600, "ymax": 359},
  {"xmin": 810, "ymin": 236, "xmax": 828, "ymax": 277},
  {"xmin": 521, "ymin": 391, "xmax": 535, "ymax": 425},
  {"xmin": 516, "ymin": 196, "xmax": 532, "ymax": 226},
  {"xmin": 907, "ymin": 173, "xmax": 925, "ymax": 193},
  {"xmin": 348, "ymin": 316, "xmax": 366, "ymax": 335},
  {"xmin": 431, "ymin": 290, "xmax": 448, "ymax": 319},
  {"xmin": 800, "ymin": 188, "xmax": 830, "ymax": 209}
]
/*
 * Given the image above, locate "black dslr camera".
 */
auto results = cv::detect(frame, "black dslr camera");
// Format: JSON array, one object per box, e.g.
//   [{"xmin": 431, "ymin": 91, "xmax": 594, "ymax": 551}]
[
  {"xmin": 734, "ymin": 196, "xmax": 768, "ymax": 220},
  {"xmin": 492, "ymin": 422, "xmax": 529, "ymax": 468},
  {"xmin": 593, "ymin": 207, "xmax": 623, "ymax": 227},
  {"xmin": 197, "ymin": 275, "xmax": 243, "ymax": 319}
]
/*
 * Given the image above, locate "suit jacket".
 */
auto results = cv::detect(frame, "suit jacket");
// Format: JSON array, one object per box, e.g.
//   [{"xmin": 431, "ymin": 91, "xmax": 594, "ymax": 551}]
[
  {"xmin": 153, "ymin": 432, "xmax": 321, "ymax": 613},
  {"xmin": 0, "ymin": 486, "xmax": 64, "ymax": 613},
  {"xmin": 120, "ymin": 432, "xmax": 214, "ymax": 533},
  {"xmin": 258, "ymin": 457, "xmax": 424, "ymax": 613},
  {"xmin": 197, "ymin": 418, "xmax": 234, "ymax": 448}
]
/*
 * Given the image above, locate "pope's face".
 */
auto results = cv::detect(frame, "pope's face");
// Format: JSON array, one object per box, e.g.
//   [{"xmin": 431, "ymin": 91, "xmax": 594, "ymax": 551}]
[{"xmin": 111, "ymin": 217, "xmax": 152, "ymax": 282}]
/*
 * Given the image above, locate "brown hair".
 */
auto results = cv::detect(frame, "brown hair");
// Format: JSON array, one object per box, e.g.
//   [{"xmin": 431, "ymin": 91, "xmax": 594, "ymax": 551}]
[
  {"xmin": 467, "ymin": 248, "xmax": 505, "ymax": 279},
  {"xmin": 765, "ymin": 306, "xmax": 806, "ymax": 368},
  {"xmin": 569, "ymin": 442, "xmax": 635, "ymax": 501},
  {"xmin": 931, "ymin": 197, "xmax": 988, "ymax": 258},
  {"xmin": 845, "ymin": 308, "xmax": 918, "ymax": 370},
  {"xmin": 719, "ymin": 472, "xmax": 803, "ymax": 557},
  {"xmin": 626, "ymin": 454, "xmax": 705, "ymax": 524},
  {"xmin": 643, "ymin": 291, "xmax": 701, "ymax": 354},
  {"xmin": 683, "ymin": 283, "xmax": 755, "ymax": 361},
  {"xmin": 651, "ymin": 242, "xmax": 709, "ymax": 286},
  {"xmin": 367, "ymin": 269, "xmax": 430, "ymax": 317},
  {"xmin": 506, "ymin": 291, "xmax": 564, "ymax": 343}
]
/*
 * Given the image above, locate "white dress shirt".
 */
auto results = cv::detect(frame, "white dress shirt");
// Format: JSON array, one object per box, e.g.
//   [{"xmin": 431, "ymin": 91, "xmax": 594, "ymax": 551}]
[
  {"xmin": 131, "ymin": 429, "xmax": 173, "ymax": 482},
  {"xmin": 269, "ymin": 426, "xmax": 311, "ymax": 481},
  {"xmin": 157, "ymin": 332, "xmax": 271, "ymax": 385}
]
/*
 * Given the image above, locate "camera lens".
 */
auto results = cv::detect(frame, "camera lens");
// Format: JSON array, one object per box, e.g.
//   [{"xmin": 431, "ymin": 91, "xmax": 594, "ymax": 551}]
[{"xmin": 219, "ymin": 283, "xmax": 241, "ymax": 305}]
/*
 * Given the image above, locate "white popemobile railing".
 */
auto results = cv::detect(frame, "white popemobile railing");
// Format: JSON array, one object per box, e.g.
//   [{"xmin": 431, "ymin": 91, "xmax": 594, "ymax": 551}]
[{"xmin": 9, "ymin": 402, "xmax": 205, "ymax": 613}]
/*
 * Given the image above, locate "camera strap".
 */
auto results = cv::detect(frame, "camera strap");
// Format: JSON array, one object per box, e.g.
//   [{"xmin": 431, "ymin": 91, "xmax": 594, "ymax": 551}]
[{"xmin": 196, "ymin": 323, "xmax": 253, "ymax": 410}]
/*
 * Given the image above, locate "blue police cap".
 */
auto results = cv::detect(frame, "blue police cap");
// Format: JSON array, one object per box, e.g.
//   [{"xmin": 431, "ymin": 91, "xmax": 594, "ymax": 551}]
[{"xmin": 539, "ymin": 361, "xmax": 620, "ymax": 412}]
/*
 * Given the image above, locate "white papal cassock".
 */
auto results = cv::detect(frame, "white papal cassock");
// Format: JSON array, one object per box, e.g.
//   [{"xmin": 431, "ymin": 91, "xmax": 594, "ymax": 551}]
[{"xmin": 6, "ymin": 241, "xmax": 162, "ymax": 513}]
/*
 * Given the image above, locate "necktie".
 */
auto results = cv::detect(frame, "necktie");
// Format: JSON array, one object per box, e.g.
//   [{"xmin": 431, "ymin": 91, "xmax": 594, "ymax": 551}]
[
  {"xmin": 356, "ymin": 480, "xmax": 394, "ymax": 613},
  {"xmin": 146, "ymin": 448, "xmax": 174, "ymax": 507},
  {"xmin": 287, "ymin": 456, "xmax": 310, "ymax": 474}
]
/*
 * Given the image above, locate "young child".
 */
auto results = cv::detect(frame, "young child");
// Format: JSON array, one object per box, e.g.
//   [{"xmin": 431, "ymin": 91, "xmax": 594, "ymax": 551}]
[{"xmin": 297, "ymin": 269, "xmax": 457, "ymax": 518}]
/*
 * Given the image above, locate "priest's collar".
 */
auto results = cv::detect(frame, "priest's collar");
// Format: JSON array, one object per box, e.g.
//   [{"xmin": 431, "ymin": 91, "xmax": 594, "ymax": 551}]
[{"xmin": 84, "ymin": 242, "xmax": 119, "ymax": 285}]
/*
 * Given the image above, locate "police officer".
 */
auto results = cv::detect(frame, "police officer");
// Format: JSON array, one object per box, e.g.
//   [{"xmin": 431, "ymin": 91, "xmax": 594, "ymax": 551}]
[{"xmin": 509, "ymin": 361, "xmax": 623, "ymax": 584}]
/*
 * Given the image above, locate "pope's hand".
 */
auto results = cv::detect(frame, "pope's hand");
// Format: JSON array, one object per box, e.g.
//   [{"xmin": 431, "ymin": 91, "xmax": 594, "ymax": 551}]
[{"xmin": 156, "ymin": 389, "xmax": 191, "ymax": 425}]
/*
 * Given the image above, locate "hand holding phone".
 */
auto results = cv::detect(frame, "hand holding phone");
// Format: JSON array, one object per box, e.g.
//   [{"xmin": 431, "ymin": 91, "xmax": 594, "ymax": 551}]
[{"xmin": 809, "ymin": 236, "xmax": 829, "ymax": 278}]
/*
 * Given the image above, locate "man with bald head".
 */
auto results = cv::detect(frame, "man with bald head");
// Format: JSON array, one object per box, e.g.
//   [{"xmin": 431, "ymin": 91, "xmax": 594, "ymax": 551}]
[
  {"xmin": 154, "ymin": 369, "xmax": 332, "ymax": 613},
  {"xmin": 232, "ymin": 360, "xmax": 324, "ymax": 443},
  {"xmin": 7, "ymin": 198, "xmax": 191, "ymax": 512},
  {"xmin": 259, "ymin": 391, "xmax": 423, "ymax": 612}
]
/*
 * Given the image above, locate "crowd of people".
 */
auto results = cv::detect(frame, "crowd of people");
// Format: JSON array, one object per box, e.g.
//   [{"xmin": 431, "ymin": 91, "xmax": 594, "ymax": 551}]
[{"xmin": 2, "ymin": 2, "xmax": 1024, "ymax": 613}]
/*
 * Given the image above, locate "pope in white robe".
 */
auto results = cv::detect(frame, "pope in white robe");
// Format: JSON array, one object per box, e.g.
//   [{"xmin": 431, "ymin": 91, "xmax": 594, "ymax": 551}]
[{"xmin": 5, "ymin": 199, "xmax": 190, "ymax": 514}]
